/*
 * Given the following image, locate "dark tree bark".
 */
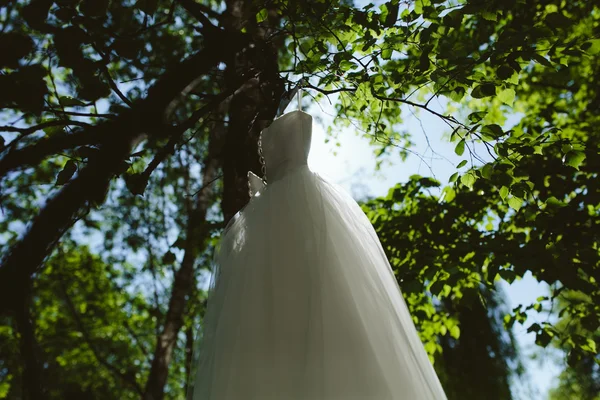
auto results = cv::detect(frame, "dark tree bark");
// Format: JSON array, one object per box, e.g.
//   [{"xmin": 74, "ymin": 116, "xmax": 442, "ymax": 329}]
[
  {"xmin": 184, "ymin": 324, "xmax": 195, "ymax": 396},
  {"xmin": 220, "ymin": 0, "xmax": 286, "ymax": 223},
  {"xmin": 14, "ymin": 289, "xmax": 45, "ymax": 400},
  {"xmin": 0, "ymin": 43, "xmax": 236, "ymax": 318}
]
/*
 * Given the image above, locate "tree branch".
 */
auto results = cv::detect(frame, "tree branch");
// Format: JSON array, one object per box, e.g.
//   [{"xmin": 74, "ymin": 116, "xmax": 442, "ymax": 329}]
[
  {"xmin": 177, "ymin": 0, "xmax": 221, "ymax": 32},
  {"xmin": 0, "ymin": 30, "xmax": 250, "ymax": 178},
  {"xmin": 0, "ymin": 120, "xmax": 90, "ymax": 137},
  {"xmin": 0, "ymin": 39, "xmax": 245, "ymax": 317},
  {"xmin": 103, "ymin": 66, "xmax": 133, "ymax": 107},
  {"xmin": 305, "ymin": 83, "xmax": 463, "ymax": 127},
  {"xmin": 139, "ymin": 74, "xmax": 258, "ymax": 188},
  {"xmin": 0, "ymin": 127, "xmax": 107, "ymax": 178},
  {"xmin": 42, "ymin": 109, "xmax": 116, "ymax": 118}
]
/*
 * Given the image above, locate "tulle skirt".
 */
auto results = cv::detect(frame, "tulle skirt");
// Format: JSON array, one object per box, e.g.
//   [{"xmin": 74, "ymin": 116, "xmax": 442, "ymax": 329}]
[{"xmin": 189, "ymin": 165, "xmax": 447, "ymax": 400}]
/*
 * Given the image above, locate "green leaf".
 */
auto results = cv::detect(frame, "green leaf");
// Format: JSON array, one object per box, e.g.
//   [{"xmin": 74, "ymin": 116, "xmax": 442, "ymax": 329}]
[
  {"xmin": 383, "ymin": 1, "xmax": 399, "ymax": 27},
  {"xmin": 582, "ymin": 338, "xmax": 597, "ymax": 354},
  {"xmin": 481, "ymin": 11, "xmax": 496, "ymax": 21},
  {"xmin": 583, "ymin": 39, "xmax": 600, "ymax": 55},
  {"xmin": 467, "ymin": 111, "xmax": 486, "ymax": 123},
  {"xmin": 471, "ymin": 83, "xmax": 496, "ymax": 98},
  {"xmin": 448, "ymin": 172, "xmax": 458, "ymax": 183},
  {"xmin": 339, "ymin": 60, "xmax": 356, "ymax": 71},
  {"xmin": 450, "ymin": 325, "xmax": 460, "ymax": 339},
  {"xmin": 441, "ymin": 186, "xmax": 456, "ymax": 202},
  {"xmin": 499, "ymin": 186, "xmax": 509, "ymax": 200},
  {"xmin": 482, "ymin": 124, "xmax": 505, "ymax": 139},
  {"xmin": 481, "ymin": 163, "xmax": 493, "ymax": 179},
  {"xmin": 531, "ymin": 53, "xmax": 553, "ymax": 68},
  {"xmin": 561, "ymin": 143, "xmax": 573, "ymax": 153},
  {"xmin": 563, "ymin": 150, "xmax": 586, "ymax": 170},
  {"xmin": 510, "ymin": 182, "xmax": 529, "ymax": 199},
  {"xmin": 455, "ymin": 139, "xmax": 466, "ymax": 156},
  {"xmin": 42, "ymin": 123, "xmax": 64, "ymax": 136},
  {"xmin": 508, "ymin": 196, "xmax": 523, "ymax": 211},
  {"xmin": 498, "ymin": 88, "xmax": 515, "ymax": 106},
  {"xmin": 535, "ymin": 330, "xmax": 552, "ymax": 348},
  {"xmin": 381, "ymin": 48, "xmax": 393, "ymax": 59},
  {"xmin": 59, "ymin": 96, "xmax": 86, "ymax": 107},
  {"xmin": 545, "ymin": 196, "xmax": 567, "ymax": 209},
  {"xmin": 449, "ymin": 86, "xmax": 465, "ymax": 102},
  {"xmin": 496, "ymin": 65, "xmax": 514, "ymax": 80},
  {"xmin": 456, "ymin": 160, "xmax": 467, "ymax": 169},
  {"xmin": 56, "ymin": 160, "xmax": 77, "ymax": 185},
  {"xmin": 414, "ymin": 0, "xmax": 426, "ymax": 14},
  {"xmin": 544, "ymin": 12, "xmax": 571, "ymax": 30},
  {"xmin": 256, "ymin": 8, "xmax": 268, "ymax": 23},
  {"xmin": 460, "ymin": 172, "xmax": 476, "ymax": 189},
  {"xmin": 9, "ymin": 65, "xmax": 48, "ymax": 114},
  {"xmin": 124, "ymin": 173, "xmax": 149, "ymax": 196},
  {"xmin": 507, "ymin": 70, "xmax": 520, "ymax": 85}
]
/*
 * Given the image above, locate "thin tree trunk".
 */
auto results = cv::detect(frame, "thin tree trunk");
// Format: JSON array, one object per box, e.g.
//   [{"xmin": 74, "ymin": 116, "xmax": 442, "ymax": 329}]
[
  {"xmin": 14, "ymin": 290, "xmax": 45, "ymax": 400},
  {"xmin": 184, "ymin": 325, "xmax": 194, "ymax": 396},
  {"xmin": 142, "ymin": 116, "xmax": 225, "ymax": 400}
]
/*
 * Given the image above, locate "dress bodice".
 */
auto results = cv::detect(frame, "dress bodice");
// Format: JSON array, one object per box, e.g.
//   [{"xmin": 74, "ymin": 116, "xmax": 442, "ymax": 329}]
[{"xmin": 261, "ymin": 110, "xmax": 312, "ymax": 182}]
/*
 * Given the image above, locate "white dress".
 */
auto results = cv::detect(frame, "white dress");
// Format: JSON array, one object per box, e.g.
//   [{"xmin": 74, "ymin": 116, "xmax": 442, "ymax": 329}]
[{"xmin": 189, "ymin": 110, "xmax": 447, "ymax": 400}]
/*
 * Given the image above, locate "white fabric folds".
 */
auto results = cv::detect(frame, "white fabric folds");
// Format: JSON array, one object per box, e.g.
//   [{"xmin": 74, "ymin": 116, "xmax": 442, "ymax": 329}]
[{"xmin": 189, "ymin": 111, "xmax": 447, "ymax": 400}]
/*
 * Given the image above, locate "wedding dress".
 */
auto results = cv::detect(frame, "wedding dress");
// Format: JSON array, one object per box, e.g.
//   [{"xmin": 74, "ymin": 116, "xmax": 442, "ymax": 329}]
[{"xmin": 189, "ymin": 110, "xmax": 447, "ymax": 400}]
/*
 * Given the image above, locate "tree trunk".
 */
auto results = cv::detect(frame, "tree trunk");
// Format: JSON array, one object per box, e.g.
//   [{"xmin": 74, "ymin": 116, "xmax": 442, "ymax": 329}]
[
  {"xmin": 184, "ymin": 324, "xmax": 195, "ymax": 396},
  {"xmin": 142, "ymin": 113, "xmax": 225, "ymax": 400},
  {"xmin": 220, "ymin": 0, "xmax": 285, "ymax": 223},
  {"xmin": 14, "ymin": 290, "xmax": 46, "ymax": 400}
]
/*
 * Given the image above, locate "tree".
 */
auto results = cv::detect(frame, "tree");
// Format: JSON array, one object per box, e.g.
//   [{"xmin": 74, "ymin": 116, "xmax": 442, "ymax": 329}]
[
  {"xmin": 436, "ymin": 286, "xmax": 523, "ymax": 400},
  {"xmin": 363, "ymin": 176, "xmax": 527, "ymax": 399},
  {"xmin": 1, "ymin": 246, "xmax": 155, "ymax": 399},
  {"xmin": 1, "ymin": 0, "xmax": 599, "ymax": 398},
  {"xmin": 548, "ymin": 291, "xmax": 600, "ymax": 400}
]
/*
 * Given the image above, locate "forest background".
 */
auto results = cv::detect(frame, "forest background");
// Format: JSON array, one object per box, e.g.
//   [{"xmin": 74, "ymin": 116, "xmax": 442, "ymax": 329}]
[{"xmin": 0, "ymin": 0, "xmax": 598, "ymax": 399}]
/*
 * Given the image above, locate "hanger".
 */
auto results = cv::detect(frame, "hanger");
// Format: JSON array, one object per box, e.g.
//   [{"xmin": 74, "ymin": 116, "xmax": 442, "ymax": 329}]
[{"xmin": 276, "ymin": 78, "xmax": 306, "ymax": 117}]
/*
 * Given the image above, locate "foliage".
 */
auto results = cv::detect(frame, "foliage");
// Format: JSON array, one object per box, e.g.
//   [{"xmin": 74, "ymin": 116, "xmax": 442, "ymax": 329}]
[
  {"xmin": 353, "ymin": 0, "xmax": 600, "ymax": 370},
  {"xmin": 0, "ymin": 0, "xmax": 599, "ymax": 398},
  {"xmin": 364, "ymin": 171, "xmax": 599, "ymax": 388},
  {"xmin": 548, "ymin": 291, "xmax": 600, "ymax": 400},
  {"xmin": 1, "ymin": 246, "xmax": 154, "ymax": 399}
]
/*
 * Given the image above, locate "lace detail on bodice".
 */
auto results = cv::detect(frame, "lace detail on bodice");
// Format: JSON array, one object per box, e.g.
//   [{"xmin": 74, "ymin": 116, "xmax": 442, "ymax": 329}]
[{"xmin": 261, "ymin": 110, "xmax": 312, "ymax": 182}]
